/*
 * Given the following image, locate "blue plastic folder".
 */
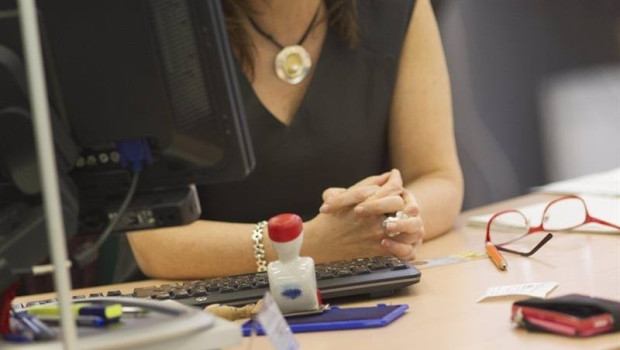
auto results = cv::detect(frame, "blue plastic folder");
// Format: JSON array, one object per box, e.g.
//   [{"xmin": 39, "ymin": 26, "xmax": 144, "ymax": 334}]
[{"xmin": 242, "ymin": 304, "xmax": 408, "ymax": 336}]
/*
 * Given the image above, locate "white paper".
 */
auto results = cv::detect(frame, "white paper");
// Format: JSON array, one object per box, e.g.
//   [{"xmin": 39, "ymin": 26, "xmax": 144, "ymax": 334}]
[
  {"xmin": 476, "ymin": 282, "xmax": 559, "ymax": 302},
  {"xmin": 467, "ymin": 194, "xmax": 620, "ymax": 233},
  {"xmin": 533, "ymin": 167, "xmax": 620, "ymax": 197},
  {"xmin": 254, "ymin": 292, "xmax": 299, "ymax": 350}
]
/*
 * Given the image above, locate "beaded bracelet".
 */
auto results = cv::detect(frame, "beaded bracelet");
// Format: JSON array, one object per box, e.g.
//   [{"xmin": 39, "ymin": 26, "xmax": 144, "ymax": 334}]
[{"xmin": 252, "ymin": 221, "xmax": 268, "ymax": 272}]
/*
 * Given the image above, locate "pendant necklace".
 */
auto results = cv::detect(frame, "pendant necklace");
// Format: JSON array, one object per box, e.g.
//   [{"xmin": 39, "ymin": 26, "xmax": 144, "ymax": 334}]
[{"xmin": 247, "ymin": 3, "xmax": 322, "ymax": 85}]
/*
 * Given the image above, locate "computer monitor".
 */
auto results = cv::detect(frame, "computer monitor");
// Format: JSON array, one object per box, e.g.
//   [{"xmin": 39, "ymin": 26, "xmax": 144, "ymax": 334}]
[{"xmin": 0, "ymin": 0, "xmax": 255, "ymax": 292}]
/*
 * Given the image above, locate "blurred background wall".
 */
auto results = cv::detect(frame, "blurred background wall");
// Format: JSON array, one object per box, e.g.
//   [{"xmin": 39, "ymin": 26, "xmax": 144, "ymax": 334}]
[{"xmin": 432, "ymin": 0, "xmax": 620, "ymax": 209}]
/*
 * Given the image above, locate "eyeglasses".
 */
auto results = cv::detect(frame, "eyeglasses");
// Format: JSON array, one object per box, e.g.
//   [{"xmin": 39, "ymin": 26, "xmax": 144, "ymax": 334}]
[{"xmin": 486, "ymin": 195, "xmax": 620, "ymax": 257}]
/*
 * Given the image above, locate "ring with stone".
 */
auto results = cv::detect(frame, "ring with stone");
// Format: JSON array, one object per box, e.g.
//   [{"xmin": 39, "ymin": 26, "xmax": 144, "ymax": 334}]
[{"xmin": 382, "ymin": 211, "xmax": 408, "ymax": 237}]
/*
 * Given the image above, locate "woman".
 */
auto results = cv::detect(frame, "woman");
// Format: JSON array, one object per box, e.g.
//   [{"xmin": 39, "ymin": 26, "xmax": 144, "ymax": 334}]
[{"xmin": 127, "ymin": 0, "xmax": 463, "ymax": 279}]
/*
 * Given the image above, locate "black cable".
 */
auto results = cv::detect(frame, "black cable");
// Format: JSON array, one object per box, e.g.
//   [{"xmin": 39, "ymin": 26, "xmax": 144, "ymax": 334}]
[
  {"xmin": 71, "ymin": 170, "xmax": 141, "ymax": 268},
  {"xmin": 12, "ymin": 169, "xmax": 142, "ymax": 276},
  {"xmin": 247, "ymin": 1, "xmax": 322, "ymax": 50}
]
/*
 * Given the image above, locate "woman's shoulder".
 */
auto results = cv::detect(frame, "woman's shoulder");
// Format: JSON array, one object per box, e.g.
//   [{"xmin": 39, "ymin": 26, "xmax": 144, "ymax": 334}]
[{"xmin": 355, "ymin": 0, "xmax": 416, "ymax": 57}]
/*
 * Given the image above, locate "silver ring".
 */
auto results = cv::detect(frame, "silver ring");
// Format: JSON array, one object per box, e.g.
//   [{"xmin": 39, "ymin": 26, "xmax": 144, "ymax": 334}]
[{"xmin": 382, "ymin": 211, "xmax": 408, "ymax": 237}]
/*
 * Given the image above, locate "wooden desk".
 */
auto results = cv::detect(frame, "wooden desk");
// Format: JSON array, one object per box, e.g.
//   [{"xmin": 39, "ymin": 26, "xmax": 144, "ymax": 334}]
[{"xmin": 14, "ymin": 194, "xmax": 620, "ymax": 350}]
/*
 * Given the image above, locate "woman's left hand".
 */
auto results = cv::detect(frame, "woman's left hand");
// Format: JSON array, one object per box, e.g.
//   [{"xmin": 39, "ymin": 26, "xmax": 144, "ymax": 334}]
[{"xmin": 377, "ymin": 189, "xmax": 425, "ymax": 261}]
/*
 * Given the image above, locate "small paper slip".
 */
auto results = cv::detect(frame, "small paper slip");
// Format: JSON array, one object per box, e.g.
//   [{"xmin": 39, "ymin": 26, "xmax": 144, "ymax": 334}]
[
  {"xmin": 467, "ymin": 195, "xmax": 620, "ymax": 233},
  {"xmin": 534, "ymin": 167, "xmax": 620, "ymax": 197},
  {"xmin": 477, "ymin": 282, "xmax": 559, "ymax": 302},
  {"xmin": 254, "ymin": 292, "xmax": 299, "ymax": 350}
]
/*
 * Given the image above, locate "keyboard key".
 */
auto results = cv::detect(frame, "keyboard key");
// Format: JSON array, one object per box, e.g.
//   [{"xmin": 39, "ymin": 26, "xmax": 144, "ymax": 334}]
[
  {"xmin": 391, "ymin": 262, "xmax": 408, "ymax": 270},
  {"xmin": 352, "ymin": 267, "xmax": 371, "ymax": 275},
  {"xmin": 106, "ymin": 290, "xmax": 122, "ymax": 296},
  {"xmin": 171, "ymin": 289, "xmax": 189, "ymax": 299},
  {"xmin": 193, "ymin": 286, "xmax": 208, "ymax": 296},
  {"xmin": 220, "ymin": 286, "xmax": 235, "ymax": 293},
  {"xmin": 134, "ymin": 287, "xmax": 156, "ymax": 298},
  {"xmin": 156, "ymin": 292, "xmax": 170, "ymax": 300},
  {"xmin": 207, "ymin": 285, "xmax": 221, "ymax": 293}
]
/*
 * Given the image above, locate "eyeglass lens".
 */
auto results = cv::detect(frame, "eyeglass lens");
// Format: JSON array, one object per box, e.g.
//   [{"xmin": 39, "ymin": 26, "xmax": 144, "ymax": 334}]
[
  {"xmin": 488, "ymin": 211, "xmax": 528, "ymax": 245},
  {"xmin": 542, "ymin": 197, "xmax": 587, "ymax": 231}
]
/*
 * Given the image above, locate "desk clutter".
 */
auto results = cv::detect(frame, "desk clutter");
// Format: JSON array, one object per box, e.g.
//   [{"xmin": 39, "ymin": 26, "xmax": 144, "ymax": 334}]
[
  {"xmin": 2, "ymin": 214, "xmax": 420, "ymax": 348},
  {"xmin": 1, "ymin": 297, "xmax": 241, "ymax": 349},
  {"xmin": 4, "ymin": 181, "xmax": 620, "ymax": 348}
]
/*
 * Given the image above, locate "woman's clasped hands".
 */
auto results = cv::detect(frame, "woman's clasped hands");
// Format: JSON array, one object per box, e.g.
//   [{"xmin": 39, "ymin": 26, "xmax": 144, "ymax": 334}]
[{"xmin": 308, "ymin": 169, "xmax": 424, "ymax": 262}]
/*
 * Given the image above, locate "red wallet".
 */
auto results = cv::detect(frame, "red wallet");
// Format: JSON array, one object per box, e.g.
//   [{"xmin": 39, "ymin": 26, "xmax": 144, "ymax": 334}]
[{"xmin": 511, "ymin": 294, "xmax": 620, "ymax": 337}]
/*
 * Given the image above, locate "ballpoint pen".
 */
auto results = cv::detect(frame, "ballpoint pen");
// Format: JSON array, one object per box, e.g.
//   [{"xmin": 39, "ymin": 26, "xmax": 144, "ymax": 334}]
[
  {"xmin": 485, "ymin": 242, "xmax": 508, "ymax": 271},
  {"xmin": 36, "ymin": 314, "xmax": 106, "ymax": 328},
  {"xmin": 10, "ymin": 310, "xmax": 56, "ymax": 341},
  {"xmin": 27, "ymin": 302, "xmax": 123, "ymax": 323}
]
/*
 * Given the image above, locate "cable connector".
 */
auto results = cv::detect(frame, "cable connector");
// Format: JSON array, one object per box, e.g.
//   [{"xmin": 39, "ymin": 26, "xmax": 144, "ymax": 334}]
[{"xmin": 116, "ymin": 139, "xmax": 153, "ymax": 173}]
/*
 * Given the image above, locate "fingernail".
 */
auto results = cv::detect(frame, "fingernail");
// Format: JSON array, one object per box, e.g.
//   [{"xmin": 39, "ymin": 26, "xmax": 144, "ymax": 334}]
[
  {"xmin": 319, "ymin": 204, "xmax": 329, "ymax": 213},
  {"xmin": 387, "ymin": 222, "xmax": 398, "ymax": 230},
  {"xmin": 381, "ymin": 239, "xmax": 391, "ymax": 247},
  {"xmin": 354, "ymin": 206, "xmax": 364, "ymax": 214}
]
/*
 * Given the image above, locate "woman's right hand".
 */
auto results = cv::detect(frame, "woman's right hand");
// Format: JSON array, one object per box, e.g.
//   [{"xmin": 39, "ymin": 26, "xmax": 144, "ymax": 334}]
[
  {"xmin": 303, "ymin": 210, "xmax": 387, "ymax": 263},
  {"xmin": 319, "ymin": 171, "xmax": 393, "ymax": 214}
]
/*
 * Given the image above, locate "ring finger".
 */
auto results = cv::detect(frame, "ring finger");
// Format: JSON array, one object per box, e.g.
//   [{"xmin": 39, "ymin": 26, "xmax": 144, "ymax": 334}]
[
  {"xmin": 384, "ymin": 216, "xmax": 423, "ymax": 236},
  {"xmin": 355, "ymin": 195, "xmax": 405, "ymax": 216}
]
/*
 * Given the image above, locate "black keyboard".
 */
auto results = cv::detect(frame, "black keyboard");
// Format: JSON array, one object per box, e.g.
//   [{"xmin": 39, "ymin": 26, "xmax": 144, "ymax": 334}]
[{"xmin": 18, "ymin": 255, "xmax": 421, "ymax": 309}]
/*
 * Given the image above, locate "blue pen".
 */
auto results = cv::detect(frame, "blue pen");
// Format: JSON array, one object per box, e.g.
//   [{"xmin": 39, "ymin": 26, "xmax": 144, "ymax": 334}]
[
  {"xmin": 27, "ymin": 302, "xmax": 123, "ymax": 323},
  {"xmin": 10, "ymin": 310, "xmax": 56, "ymax": 341}
]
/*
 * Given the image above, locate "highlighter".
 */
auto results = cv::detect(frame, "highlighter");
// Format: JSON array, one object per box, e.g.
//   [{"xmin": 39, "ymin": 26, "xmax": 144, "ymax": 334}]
[{"xmin": 27, "ymin": 303, "xmax": 123, "ymax": 323}]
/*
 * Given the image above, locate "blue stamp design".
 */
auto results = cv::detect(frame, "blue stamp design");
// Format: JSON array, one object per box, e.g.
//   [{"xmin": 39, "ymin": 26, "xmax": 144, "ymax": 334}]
[{"xmin": 281, "ymin": 288, "xmax": 303, "ymax": 300}]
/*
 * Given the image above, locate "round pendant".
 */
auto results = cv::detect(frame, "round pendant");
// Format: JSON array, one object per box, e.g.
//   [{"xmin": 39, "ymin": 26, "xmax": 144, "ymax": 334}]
[{"xmin": 274, "ymin": 45, "xmax": 312, "ymax": 85}]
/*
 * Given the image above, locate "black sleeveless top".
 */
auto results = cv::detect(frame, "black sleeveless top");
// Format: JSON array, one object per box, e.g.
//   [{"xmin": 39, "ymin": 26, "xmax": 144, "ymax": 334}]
[{"xmin": 198, "ymin": 0, "xmax": 415, "ymax": 222}]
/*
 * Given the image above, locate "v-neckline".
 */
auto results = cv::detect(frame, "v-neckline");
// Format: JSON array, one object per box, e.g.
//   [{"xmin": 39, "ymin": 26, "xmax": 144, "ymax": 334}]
[{"xmin": 236, "ymin": 27, "xmax": 333, "ymax": 129}]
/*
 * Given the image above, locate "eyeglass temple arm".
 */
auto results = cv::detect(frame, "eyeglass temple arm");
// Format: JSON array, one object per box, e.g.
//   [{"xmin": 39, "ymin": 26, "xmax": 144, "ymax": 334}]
[
  {"xmin": 497, "ymin": 233, "xmax": 554, "ymax": 257},
  {"xmin": 589, "ymin": 217, "xmax": 620, "ymax": 230}
]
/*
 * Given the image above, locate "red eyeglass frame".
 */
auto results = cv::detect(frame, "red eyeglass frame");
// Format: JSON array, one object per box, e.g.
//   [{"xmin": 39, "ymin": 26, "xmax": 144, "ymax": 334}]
[{"xmin": 485, "ymin": 195, "xmax": 620, "ymax": 257}]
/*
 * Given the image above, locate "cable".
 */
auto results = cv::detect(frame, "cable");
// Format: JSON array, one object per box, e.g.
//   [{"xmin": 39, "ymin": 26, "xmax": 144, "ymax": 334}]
[
  {"xmin": 14, "ymin": 168, "xmax": 141, "ymax": 274},
  {"xmin": 71, "ymin": 170, "xmax": 141, "ymax": 268},
  {"xmin": 22, "ymin": 170, "xmax": 141, "ymax": 273},
  {"xmin": 15, "ymin": 138, "xmax": 151, "ymax": 275}
]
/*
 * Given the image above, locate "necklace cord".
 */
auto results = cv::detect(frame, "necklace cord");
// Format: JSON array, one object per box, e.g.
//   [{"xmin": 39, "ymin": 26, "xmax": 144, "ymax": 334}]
[{"xmin": 247, "ymin": 1, "xmax": 322, "ymax": 50}]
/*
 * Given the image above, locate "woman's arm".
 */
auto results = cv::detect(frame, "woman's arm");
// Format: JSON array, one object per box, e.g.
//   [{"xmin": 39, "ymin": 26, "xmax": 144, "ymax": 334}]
[
  {"xmin": 127, "ymin": 221, "xmax": 270, "ymax": 279},
  {"xmin": 128, "ymin": 207, "xmax": 389, "ymax": 279},
  {"xmin": 389, "ymin": 0, "xmax": 463, "ymax": 240}
]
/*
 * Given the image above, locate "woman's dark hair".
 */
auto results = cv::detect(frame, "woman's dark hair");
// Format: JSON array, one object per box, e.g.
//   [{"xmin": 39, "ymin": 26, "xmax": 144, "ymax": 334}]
[{"xmin": 221, "ymin": 0, "xmax": 359, "ymax": 79}]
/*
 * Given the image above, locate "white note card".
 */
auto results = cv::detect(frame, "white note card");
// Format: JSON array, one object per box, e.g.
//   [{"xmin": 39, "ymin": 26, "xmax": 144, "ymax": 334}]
[
  {"xmin": 476, "ymin": 281, "xmax": 559, "ymax": 302},
  {"xmin": 255, "ymin": 292, "xmax": 299, "ymax": 350}
]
